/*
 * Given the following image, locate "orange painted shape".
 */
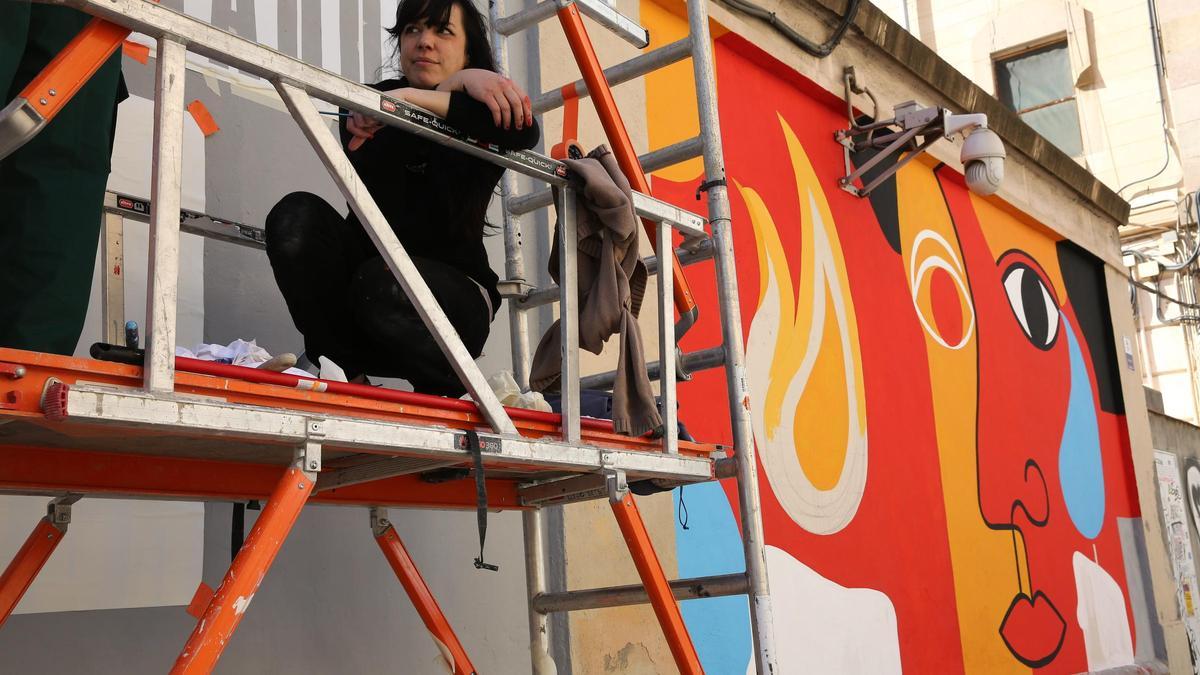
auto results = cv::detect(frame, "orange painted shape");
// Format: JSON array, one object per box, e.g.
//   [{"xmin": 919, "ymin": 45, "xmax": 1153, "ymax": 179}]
[
  {"xmin": 122, "ymin": 40, "xmax": 150, "ymax": 65},
  {"xmin": 171, "ymin": 467, "xmax": 313, "ymax": 674},
  {"xmin": 555, "ymin": 5, "xmax": 698, "ymax": 319},
  {"xmin": 185, "ymin": 581, "xmax": 215, "ymax": 619},
  {"xmin": 0, "ymin": 518, "xmax": 64, "ymax": 630},
  {"xmin": 609, "ymin": 492, "xmax": 704, "ymax": 674},
  {"xmin": 375, "ymin": 526, "xmax": 477, "ymax": 674},
  {"xmin": 18, "ymin": 18, "xmax": 131, "ymax": 122},
  {"xmin": 186, "ymin": 100, "xmax": 219, "ymax": 137}
]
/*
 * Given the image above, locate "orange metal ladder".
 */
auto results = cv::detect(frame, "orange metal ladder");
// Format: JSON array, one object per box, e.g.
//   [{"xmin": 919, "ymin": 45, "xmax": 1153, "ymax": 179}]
[{"xmin": 489, "ymin": 0, "xmax": 778, "ymax": 673}]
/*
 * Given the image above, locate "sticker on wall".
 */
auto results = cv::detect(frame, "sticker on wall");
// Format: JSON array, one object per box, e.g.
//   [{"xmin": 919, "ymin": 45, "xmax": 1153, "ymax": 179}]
[
  {"xmin": 1154, "ymin": 450, "xmax": 1200, "ymax": 672},
  {"xmin": 1186, "ymin": 461, "xmax": 1200, "ymax": 539}
]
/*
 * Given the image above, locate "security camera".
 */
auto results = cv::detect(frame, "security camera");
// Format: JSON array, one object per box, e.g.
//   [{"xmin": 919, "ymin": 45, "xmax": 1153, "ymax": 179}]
[
  {"xmin": 836, "ymin": 98, "xmax": 1008, "ymax": 198},
  {"xmin": 945, "ymin": 113, "xmax": 1006, "ymax": 196}
]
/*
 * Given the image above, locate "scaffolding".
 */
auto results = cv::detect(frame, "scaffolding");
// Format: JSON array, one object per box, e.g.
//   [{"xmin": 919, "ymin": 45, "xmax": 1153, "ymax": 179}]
[{"xmin": 0, "ymin": 0, "xmax": 776, "ymax": 672}]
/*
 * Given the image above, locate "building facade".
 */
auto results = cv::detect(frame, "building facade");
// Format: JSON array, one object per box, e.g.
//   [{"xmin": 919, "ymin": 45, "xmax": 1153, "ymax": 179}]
[{"xmin": 0, "ymin": 0, "xmax": 1192, "ymax": 673}]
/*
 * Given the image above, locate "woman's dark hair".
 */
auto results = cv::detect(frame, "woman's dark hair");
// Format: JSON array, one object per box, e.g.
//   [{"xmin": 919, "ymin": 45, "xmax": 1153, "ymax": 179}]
[{"xmin": 387, "ymin": 0, "xmax": 497, "ymax": 73}]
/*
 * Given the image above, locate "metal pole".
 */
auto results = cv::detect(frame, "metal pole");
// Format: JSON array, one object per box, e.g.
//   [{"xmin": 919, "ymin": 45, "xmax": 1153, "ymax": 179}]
[
  {"xmin": 491, "ymin": 0, "xmax": 533, "ymax": 390},
  {"xmin": 523, "ymin": 510, "xmax": 558, "ymax": 674},
  {"xmin": 144, "ymin": 37, "xmax": 187, "ymax": 394},
  {"xmin": 491, "ymin": 4, "xmax": 557, "ymax": 670},
  {"xmin": 494, "ymin": 0, "xmax": 559, "ymax": 37},
  {"xmin": 274, "ymin": 81, "xmax": 519, "ymax": 437},
  {"xmin": 571, "ymin": 0, "xmax": 650, "ymax": 48},
  {"xmin": 0, "ymin": 497, "xmax": 76, "ymax": 629},
  {"xmin": 533, "ymin": 572, "xmax": 748, "ymax": 613},
  {"xmin": 579, "ymin": 345, "xmax": 724, "ymax": 391},
  {"xmin": 100, "ymin": 208, "xmax": 125, "ymax": 345},
  {"xmin": 687, "ymin": 0, "xmax": 777, "ymax": 671},
  {"xmin": 371, "ymin": 509, "xmax": 478, "ymax": 675},
  {"xmin": 608, "ymin": 486, "xmax": 703, "ymax": 674},
  {"xmin": 556, "ymin": 2, "xmax": 699, "ymax": 321},
  {"xmin": 507, "ymin": 137, "xmax": 703, "ymax": 217},
  {"xmin": 532, "ymin": 38, "xmax": 692, "ymax": 114},
  {"xmin": 519, "ymin": 240, "xmax": 715, "ymax": 311},
  {"xmin": 658, "ymin": 220, "xmax": 678, "ymax": 454},
  {"xmin": 557, "ymin": 186, "xmax": 581, "ymax": 444}
]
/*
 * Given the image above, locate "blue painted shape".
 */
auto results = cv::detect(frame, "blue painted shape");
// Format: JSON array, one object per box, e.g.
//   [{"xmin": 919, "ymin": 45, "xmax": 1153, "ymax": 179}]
[
  {"xmin": 1058, "ymin": 314, "xmax": 1106, "ymax": 539},
  {"xmin": 675, "ymin": 481, "xmax": 753, "ymax": 674}
]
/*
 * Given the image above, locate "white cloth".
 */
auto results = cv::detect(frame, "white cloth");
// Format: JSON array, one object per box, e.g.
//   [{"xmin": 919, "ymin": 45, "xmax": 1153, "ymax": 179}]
[{"xmin": 176, "ymin": 339, "xmax": 310, "ymax": 377}]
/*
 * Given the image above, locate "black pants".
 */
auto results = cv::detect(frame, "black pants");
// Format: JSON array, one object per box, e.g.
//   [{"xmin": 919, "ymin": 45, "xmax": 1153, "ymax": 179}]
[
  {"xmin": 264, "ymin": 192, "xmax": 491, "ymax": 397},
  {"xmin": 0, "ymin": 6, "xmax": 123, "ymax": 354}
]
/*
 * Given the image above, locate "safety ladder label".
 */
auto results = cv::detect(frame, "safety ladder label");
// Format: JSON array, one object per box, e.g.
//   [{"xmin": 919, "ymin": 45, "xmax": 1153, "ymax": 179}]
[{"xmin": 452, "ymin": 432, "xmax": 503, "ymax": 454}]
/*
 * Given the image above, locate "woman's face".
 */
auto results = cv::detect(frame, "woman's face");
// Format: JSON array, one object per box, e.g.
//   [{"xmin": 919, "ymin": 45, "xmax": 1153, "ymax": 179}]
[{"xmin": 399, "ymin": 3, "xmax": 469, "ymax": 89}]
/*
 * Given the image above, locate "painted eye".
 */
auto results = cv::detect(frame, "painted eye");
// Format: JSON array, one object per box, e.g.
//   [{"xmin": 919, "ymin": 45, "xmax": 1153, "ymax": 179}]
[{"xmin": 1001, "ymin": 262, "xmax": 1060, "ymax": 350}]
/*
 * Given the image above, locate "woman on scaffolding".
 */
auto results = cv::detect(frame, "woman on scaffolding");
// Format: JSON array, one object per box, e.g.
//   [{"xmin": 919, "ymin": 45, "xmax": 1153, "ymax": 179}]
[{"xmin": 265, "ymin": 0, "xmax": 539, "ymax": 396}]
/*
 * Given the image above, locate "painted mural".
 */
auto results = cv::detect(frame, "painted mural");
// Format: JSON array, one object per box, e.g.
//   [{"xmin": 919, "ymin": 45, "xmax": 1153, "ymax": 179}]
[{"xmin": 639, "ymin": 1, "xmax": 1144, "ymax": 672}]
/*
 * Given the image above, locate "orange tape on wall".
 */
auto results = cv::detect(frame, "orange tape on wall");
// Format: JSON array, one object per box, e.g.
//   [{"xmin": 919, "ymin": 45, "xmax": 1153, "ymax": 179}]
[
  {"xmin": 122, "ymin": 40, "xmax": 150, "ymax": 64},
  {"xmin": 186, "ymin": 100, "xmax": 220, "ymax": 137}
]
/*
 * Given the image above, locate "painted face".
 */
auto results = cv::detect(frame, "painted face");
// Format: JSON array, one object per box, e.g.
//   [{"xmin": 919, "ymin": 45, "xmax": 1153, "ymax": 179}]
[{"xmin": 399, "ymin": 3, "xmax": 469, "ymax": 89}]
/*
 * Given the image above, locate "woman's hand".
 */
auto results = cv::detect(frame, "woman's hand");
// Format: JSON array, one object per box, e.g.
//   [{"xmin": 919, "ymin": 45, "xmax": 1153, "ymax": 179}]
[
  {"xmin": 346, "ymin": 111, "xmax": 384, "ymax": 152},
  {"xmin": 438, "ymin": 69, "xmax": 532, "ymax": 130}
]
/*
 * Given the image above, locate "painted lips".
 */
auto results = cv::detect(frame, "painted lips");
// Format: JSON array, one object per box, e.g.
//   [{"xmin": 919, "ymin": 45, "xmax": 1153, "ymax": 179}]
[{"xmin": 999, "ymin": 591, "xmax": 1066, "ymax": 667}]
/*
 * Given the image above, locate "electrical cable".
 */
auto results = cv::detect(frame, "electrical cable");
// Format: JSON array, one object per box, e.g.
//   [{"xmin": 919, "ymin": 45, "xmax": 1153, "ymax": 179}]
[
  {"xmin": 1123, "ymin": 192, "xmax": 1200, "ymax": 272},
  {"xmin": 720, "ymin": 0, "xmax": 861, "ymax": 57},
  {"xmin": 1116, "ymin": 0, "xmax": 1176, "ymax": 200},
  {"xmin": 1129, "ymin": 277, "xmax": 1200, "ymax": 313}
]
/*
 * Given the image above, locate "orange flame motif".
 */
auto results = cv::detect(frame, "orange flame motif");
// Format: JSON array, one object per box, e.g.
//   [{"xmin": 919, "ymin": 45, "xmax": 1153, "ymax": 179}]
[{"xmin": 743, "ymin": 116, "xmax": 868, "ymax": 535}]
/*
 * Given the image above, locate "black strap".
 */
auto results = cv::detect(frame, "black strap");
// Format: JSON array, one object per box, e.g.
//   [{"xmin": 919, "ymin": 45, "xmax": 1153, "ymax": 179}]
[
  {"xmin": 695, "ymin": 177, "xmax": 727, "ymax": 200},
  {"xmin": 467, "ymin": 430, "xmax": 498, "ymax": 572},
  {"xmin": 231, "ymin": 502, "xmax": 245, "ymax": 561},
  {"xmin": 677, "ymin": 486, "xmax": 690, "ymax": 530}
]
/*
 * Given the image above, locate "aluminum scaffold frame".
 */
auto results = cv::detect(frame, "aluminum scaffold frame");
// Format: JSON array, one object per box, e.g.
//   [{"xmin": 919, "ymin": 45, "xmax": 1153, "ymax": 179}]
[
  {"xmin": 0, "ymin": 0, "xmax": 775, "ymax": 672},
  {"xmin": 489, "ymin": 0, "xmax": 777, "ymax": 671}
]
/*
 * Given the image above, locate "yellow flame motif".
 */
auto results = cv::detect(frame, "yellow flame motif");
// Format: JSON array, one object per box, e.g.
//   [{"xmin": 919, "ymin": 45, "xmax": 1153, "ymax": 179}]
[{"xmin": 744, "ymin": 115, "xmax": 868, "ymax": 535}]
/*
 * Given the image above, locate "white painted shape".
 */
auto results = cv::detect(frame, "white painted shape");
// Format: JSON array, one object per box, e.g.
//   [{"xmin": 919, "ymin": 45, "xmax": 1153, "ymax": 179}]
[
  {"xmin": 1003, "ymin": 267, "xmax": 1032, "ymax": 338},
  {"xmin": 1041, "ymin": 283, "xmax": 1059, "ymax": 343},
  {"xmin": 0, "ymin": 497, "xmax": 204, "ymax": 613},
  {"xmin": 184, "ymin": 0, "xmax": 214, "ymax": 23},
  {"xmin": 430, "ymin": 633, "xmax": 455, "ymax": 673},
  {"xmin": 109, "ymin": 94, "xmax": 205, "ymax": 212},
  {"xmin": 747, "ymin": 190, "xmax": 868, "ymax": 535},
  {"xmin": 321, "ymin": 0, "xmax": 342, "ymax": 76},
  {"xmin": 255, "ymin": 0, "xmax": 280, "ymax": 49},
  {"xmin": 379, "ymin": 0, "xmax": 402, "ymax": 80},
  {"xmin": 1073, "ymin": 551, "xmax": 1136, "ymax": 671},
  {"xmin": 764, "ymin": 545, "xmax": 902, "ymax": 674},
  {"xmin": 908, "ymin": 229, "xmax": 976, "ymax": 350},
  {"xmin": 233, "ymin": 594, "xmax": 254, "ymax": 615}
]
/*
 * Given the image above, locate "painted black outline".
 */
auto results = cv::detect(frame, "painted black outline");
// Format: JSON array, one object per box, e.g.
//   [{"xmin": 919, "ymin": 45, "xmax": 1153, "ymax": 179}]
[
  {"xmin": 998, "ymin": 590, "xmax": 1068, "ymax": 669},
  {"xmin": 997, "ymin": 256, "xmax": 1062, "ymax": 352},
  {"xmin": 1013, "ymin": 460, "xmax": 1051, "ymax": 528},
  {"xmin": 932, "ymin": 165, "xmax": 1066, "ymax": 668}
]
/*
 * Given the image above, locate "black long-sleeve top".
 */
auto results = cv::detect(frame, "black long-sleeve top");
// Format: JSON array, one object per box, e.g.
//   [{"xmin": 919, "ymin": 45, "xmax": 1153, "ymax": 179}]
[{"xmin": 340, "ymin": 78, "xmax": 540, "ymax": 314}]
